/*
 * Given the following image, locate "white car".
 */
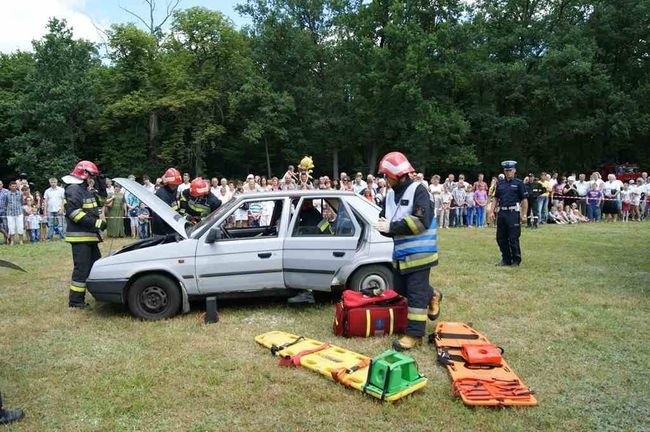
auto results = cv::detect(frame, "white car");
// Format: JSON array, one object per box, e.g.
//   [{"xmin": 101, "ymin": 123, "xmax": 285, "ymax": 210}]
[{"xmin": 86, "ymin": 178, "xmax": 394, "ymax": 320}]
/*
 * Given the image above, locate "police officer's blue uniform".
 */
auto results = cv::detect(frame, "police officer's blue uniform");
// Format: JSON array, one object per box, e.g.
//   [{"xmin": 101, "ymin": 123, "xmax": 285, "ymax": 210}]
[{"xmin": 495, "ymin": 161, "xmax": 528, "ymax": 266}]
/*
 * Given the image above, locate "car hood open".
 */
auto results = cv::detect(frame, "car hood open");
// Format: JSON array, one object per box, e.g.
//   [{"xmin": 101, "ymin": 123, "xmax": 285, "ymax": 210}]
[{"xmin": 113, "ymin": 178, "xmax": 188, "ymax": 239}]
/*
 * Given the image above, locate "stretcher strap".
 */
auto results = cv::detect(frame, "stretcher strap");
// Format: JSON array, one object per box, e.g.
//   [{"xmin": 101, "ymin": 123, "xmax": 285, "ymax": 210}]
[
  {"xmin": 451, "ymin": 378, "xmax": 534, "ymax": 406},
  {"xmin": 270, "ymin": 336, "xmax": 304, "ymax": 356},
  {"xmin": 279, "ymin": 342, "xmax": 330, "ymax": 367},
  {"xmin": 433, "ymin": 331, "xmax": 480, "ymax": 341},
  {"xmin": 331, "ymin": 358, "xmax": 371, "ymax": 387}
]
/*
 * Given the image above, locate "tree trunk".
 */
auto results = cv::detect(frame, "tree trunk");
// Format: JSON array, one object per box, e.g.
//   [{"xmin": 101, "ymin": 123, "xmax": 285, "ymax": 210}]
[
  {"xmin": 265, "ymin": 136, "xmax": 272, "ymax": 178},
  {"xmin": 148, "ymin": 111, "xmax": 158, "ymax": 159},
  {"xmin": 332, "ymin": 147, "xmax": 339, "ymax": 181},
  {"xmin": 368, "ymin": 142, "xmax": 379, "ymax": 175}
]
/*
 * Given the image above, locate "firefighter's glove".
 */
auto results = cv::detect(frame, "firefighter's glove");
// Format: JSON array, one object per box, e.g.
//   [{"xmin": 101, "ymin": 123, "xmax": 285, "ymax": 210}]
[
  {"xmin": 360, "ymin": 287, "xmax": 385, "ymax": 297},
  {"xmin": 373, "ymin": 218, "xmax": 390, "ymax": 233},
  {"xmin": 95, "ymin": 219, "xmax": 107, "ymax": 231}
]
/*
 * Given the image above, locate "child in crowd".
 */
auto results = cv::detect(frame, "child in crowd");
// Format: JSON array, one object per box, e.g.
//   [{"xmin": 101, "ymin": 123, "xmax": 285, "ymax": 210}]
[
  {"xmin": 620, "ymin": 182, "xmax": 631, "ymax": 222},
  {"xmin": 234, "ymin": 182, "xmax": 248, "ymax": 227},
  {"xmin": 465, "ymin": 184, "xmax": 475, "ymax": 228},
  {"xmin": 586, "ymin": 182, "xmax": 603, "ymax": 221},
  {"xmin": 629, "ymin": 180, "xmax": 641, "ymax": 221},
  {"xmin": 474, "ymin": 183, "xmax": 488, "ymax": 228},
  {"xmin": 548, "ymin": 204, "xmax": 567, "ymax": 224},
  {"xmin": 564, "ymin": 205, "xmax": 577, "ymax": 224},
  {"xmin": 136, "ymin": 202, "xmax": 150, "ymax": 239},
  {"xmin": 570, "ymin": 203, "xmax": 589, "ymax": 222},
  {"xmin": 23, "ymin": 197, "xmax": 40, "ymax": 243},
  {"xmin": 439, "ymin": 185, "xmax": 452, "ymax": 229}
]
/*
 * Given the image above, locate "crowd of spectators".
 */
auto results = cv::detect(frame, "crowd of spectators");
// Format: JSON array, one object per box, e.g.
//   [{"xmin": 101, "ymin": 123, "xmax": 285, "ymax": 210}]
[{"xmin": 1, "ymin": 168, "xmax": 648, "ymax": 245}]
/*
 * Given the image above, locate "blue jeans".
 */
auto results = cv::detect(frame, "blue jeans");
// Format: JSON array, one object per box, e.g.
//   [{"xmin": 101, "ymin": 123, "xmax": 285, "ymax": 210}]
[
  {"xmin": 466, "ymin": 207, "xmax": 475, "ymax": 226},
  {"xmin": 537, "ymin": 196, "xmax": 548, "ymax": 223},
  {"xmin": 476, "ymin": 206, "xmax": 485, "ymax": 227},
  {"xmin": 30, "ymin": 228, "xmax": 40, "ymax": 243},
  {"xmin": 47, "ymin": 212, "xmax": 65, "ymax": 239},
  {"xmin": 138, "ymin": 222, "xmax": 150, "ymax": 239},
  {"xmin": 587, "ymin": 204, "xmax": 600, "ymax": 221},
  {"xmin": 453, "ymin": 207, "xmax": 463, "ymax": 227}
]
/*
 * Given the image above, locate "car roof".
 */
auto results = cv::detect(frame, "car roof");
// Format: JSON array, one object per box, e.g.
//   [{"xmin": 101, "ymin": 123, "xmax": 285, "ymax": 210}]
[{"xmin": 233, "ymin": 190, "xmax": 359, "ymax": 200}]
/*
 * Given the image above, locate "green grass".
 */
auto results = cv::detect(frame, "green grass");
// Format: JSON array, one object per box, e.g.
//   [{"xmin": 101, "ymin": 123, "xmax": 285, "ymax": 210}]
[{"xmin": 1, "ymin": 223, "xmax": 649, "ymax": 431}]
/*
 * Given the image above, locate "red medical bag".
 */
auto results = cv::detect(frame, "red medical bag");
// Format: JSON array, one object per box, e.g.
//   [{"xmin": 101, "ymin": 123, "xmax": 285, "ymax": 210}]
[{"xmin": 333, "ymin": 289, "xmax": 408, "ymax": 337}]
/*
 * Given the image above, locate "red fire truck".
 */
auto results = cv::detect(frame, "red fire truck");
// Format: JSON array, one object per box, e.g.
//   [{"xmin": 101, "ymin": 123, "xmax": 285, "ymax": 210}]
[{"xmin": 599, "ymin": 163, "xmax": 642, "ymax": 182}]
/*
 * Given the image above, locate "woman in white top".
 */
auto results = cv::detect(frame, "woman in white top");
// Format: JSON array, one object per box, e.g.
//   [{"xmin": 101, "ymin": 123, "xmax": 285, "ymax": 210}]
[
  {"xmin": 429, "ymin": 175, "xmax": 443, "ymax": 218},
  {"xmin": 602, "ymin": 174, "xmax": 621, "ymax": 221}
]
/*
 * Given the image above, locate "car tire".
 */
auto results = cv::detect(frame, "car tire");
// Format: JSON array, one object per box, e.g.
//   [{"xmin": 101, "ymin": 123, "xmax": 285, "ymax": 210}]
[
  {"xmin": 127, "ymin": 274, "xmax": 181, "ymax": 320},
  {"xmin": 348, "ymin": 264, "xmax": 392, "ymax": 293}
]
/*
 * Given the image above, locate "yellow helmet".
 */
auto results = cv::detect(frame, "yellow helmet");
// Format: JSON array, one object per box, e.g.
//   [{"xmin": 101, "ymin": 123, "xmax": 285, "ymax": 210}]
[{"xmin": 298, "ymin": 156, "xmax": 314, "ymax": 171}]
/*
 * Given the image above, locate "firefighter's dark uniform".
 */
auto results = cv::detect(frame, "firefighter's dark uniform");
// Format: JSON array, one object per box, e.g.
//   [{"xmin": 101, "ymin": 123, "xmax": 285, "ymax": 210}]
[
  {"xmin": 379, "ymin": 178, "xmax": 438, "ymax": 338},
  {"xmin": 495, "ymin": 175, "xmax": 527, "ymax": 265},
  {"xmin": 525, "ymin": 179, "xmax": 545, "ymax": 228},
  {"xmin": 152, "ymin": 185, "xmax": 181, "ymax": 236},
  {"xmin": 64, "ymin": 180, "xmax": 106, "ymax": 306},
  {"xmin": 179, "ymin": 189, "xmax": 221, "ymax": 222}
]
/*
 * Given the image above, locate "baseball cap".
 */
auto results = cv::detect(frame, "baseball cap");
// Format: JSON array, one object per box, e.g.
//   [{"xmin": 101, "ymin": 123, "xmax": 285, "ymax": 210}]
[{"xmin": 246, "ymin": 174, "xmax": 254, "ymax": 180}]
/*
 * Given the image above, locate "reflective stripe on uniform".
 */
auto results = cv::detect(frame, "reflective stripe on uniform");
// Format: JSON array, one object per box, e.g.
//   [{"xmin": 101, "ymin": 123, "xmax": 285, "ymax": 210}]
[
  {"xmin": 398, "ymin": 252, "xmax": 439, "ymax": 271},
  {"xmin": 407, "ymin": 307, "xmax": 428, "ymax": 322},
  {"xmin": 318, "ymin": 219, "xmax": 331, "ymax": 233},
  {"xmin": 69, "ymin": 284, "xmax": 86, "ymax": 293},
  {"xmin": 94, "ymin": 219, "xmax": 103, "ymax": 228},
  {"xmin": 70, "ymin": 209, "xmax": 87, "ymax": 222},
  {"xmin": 66, "ymin": 237, "xmax": 100, "ymax": 243},
  {"xmin": 82, "ymin": 202, "xmax": 98, "ymax": 208},
  {"xmin": 404, "ymin": 215, "xmax": 426, "ymax": 234}
]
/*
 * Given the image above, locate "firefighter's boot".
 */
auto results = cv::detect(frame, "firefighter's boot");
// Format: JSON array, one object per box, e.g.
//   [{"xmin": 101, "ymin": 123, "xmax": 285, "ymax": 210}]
[
  {"xmin": 392, "ymin": 335, "xmax": 422, "ymax": 352},
  {"xmin": 427, "ymin": 290, "xmax": 443, "ymax": 321}
]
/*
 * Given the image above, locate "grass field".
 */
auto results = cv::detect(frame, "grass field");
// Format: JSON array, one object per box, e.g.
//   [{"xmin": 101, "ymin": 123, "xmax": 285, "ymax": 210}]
[{"xmin": 1, "ymin": 223, "xmax": 649, "ymax": 431}]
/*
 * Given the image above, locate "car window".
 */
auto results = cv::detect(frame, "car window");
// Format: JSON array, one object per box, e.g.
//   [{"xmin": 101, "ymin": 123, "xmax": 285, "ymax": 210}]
[
  {"xmin": 292, "ymin": 198, "xmax": 356, "ymax": 237},
  {"xmin": 220, "ymin": 199, "xmax": 282, "ymax": 239}
]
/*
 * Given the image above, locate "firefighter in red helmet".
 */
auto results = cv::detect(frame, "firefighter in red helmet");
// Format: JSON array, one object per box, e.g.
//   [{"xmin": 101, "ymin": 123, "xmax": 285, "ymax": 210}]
[
  {"xmin": 179, "ymin": 177, "xmax": 221, "ymax": 223},
  {"xmin": 374, "ymin": 151, "xmax": 443, "ymax": 351},
  {"xmin": 62, "ymin": 160, "xmax": 107, "ymax": 308},
  {"xmin": 152, "ymin": 168, "xmax": 183, "ymax": 236}
]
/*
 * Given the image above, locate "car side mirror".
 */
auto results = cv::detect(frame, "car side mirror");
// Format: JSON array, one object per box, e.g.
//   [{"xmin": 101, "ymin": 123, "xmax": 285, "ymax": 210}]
[{"xmin": 206, "ymin": 227, "xmax": 224, "ymax": 244}]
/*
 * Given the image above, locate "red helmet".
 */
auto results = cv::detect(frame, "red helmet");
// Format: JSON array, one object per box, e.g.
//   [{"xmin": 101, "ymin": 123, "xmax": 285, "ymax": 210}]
[
  {"xmin": 70, "ymin": 160, "xmax": 100, "ymax": 180},
  {"xmin": 189, "ymin": 177, "xmax": 210, "ymax": 197},
  {"xmin": 162, "ymin": 168, "xmax": 182, "ymax": 186},
  {"xmin": 378, "ymin": 152, "xmax": 415, "ymax": 181}
]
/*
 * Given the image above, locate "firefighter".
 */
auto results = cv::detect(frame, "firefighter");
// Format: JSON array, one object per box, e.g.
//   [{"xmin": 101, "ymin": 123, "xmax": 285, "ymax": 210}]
[
  {"xmin": 62, "ymin": 160, "xmax": 107, "ymax": 308},
  {"xmin": 492, "ymin": 161, "xmax": 528, "ymax": 266},
  {"xmin": 179, "ymin": 177, "xmax": 222, "ymax": 223},
  {"xmin": 152, "ymin": 168, "xmax": 182, "ymax": 236},
  {"xmin": 373, "ymin": 152, "xmax": 442, "ymax": 351}
]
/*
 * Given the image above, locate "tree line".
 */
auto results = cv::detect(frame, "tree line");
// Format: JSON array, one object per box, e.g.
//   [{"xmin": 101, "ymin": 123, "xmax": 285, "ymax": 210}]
[{"xmin": 0, "ymin": 0, "xmax": 647, "ymax": 188}]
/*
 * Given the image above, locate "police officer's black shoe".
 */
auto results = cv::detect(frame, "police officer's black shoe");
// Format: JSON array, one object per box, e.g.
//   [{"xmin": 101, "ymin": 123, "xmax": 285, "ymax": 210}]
[
  {"xmin": 495, "ymin": 260, "xmax": 511, "ymax": 267},
  {"xmin": 69, "ymin": 302, "xmax": 90, "ymax": 309},
  {"xmin": 287, "ymin": 290, "xmax": 315, "ymax": 305}
]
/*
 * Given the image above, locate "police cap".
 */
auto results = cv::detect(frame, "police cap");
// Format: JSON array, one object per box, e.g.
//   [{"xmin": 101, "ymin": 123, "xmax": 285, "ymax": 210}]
[{"xmin": 501, "ymin": 160, "xmax": 517, "ymax": 169}]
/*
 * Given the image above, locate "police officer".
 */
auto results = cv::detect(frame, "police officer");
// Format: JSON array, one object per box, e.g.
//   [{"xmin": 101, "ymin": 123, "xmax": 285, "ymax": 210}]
[
  {"xmin": 62, "ymin": 160, "xmax": 107, "ymax": 308},
  {"xmin": 179, "ymin": 177, "xmax": 221, "ymax": 223},
  {"xmin": 373, "ymin": 152, "xmax": 442, "ymax": 351},
  {"xmin": 491, "ymin": 161, "xmax": 528, "ymax": 266},
  {"xmin": 152, "ymin": 168, "xmax": 182, "ymax": 236},
  {"xmin": 525, "ymin": 173, "xmax": 545, "ymax": 229}
]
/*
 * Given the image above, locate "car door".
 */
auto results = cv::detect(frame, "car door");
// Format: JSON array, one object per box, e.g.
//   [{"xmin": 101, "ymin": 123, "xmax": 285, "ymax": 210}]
[
  {"xmin": 283, "ymin": 196, "xmax": 361, "ymax": 291},
  {"xmin": 194, "ymin": 198, "xmax": 287, "ymax": 293}
]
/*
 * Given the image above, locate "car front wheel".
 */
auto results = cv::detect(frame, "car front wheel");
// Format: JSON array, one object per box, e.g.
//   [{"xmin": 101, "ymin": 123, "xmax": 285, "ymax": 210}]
[
  {"xmin": 348, "ymin": 264, "xmax": 392, "ymax": 293},
  {"xmin": 127, "ymin": 274, "xmax": 181, "ymax": 320}
]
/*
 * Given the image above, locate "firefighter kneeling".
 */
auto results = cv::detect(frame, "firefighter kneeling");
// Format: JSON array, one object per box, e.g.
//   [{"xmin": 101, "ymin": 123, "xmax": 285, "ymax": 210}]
[
  {"xmin": 62, "ymin": 161, "xmax": 107, "ymax": 308},
  {"xmin": 180, "ymin": 177, "xmax": 221, "ymax": 223},
  {"xmin": 373, "ymin": 152, "xmax": 443, "ymax": 351}
]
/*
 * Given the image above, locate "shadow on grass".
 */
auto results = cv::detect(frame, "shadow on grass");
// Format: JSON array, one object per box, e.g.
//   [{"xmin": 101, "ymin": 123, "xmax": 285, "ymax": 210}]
[{"xmin": 91, "ymin": 290, "xmax": 341, "ymax": 319}]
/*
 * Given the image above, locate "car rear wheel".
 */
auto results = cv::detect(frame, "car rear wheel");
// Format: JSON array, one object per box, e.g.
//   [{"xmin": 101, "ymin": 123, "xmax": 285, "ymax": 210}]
[
  {"xmin": 127, "ymin": 274, "xmax": 181, "ymax": 320},
  {"xmin": 348, "ymin": 264, "xmax": 392, "ymax": 293}
]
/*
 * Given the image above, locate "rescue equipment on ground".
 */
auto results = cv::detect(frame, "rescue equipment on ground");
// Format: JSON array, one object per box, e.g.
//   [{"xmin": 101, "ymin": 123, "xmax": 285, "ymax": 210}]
[
  {"xmin": 256, "ymin": 331, "xmax": 427, "ymax": 401},
  {"xmin": 333, "ymin": 289, "xmax": 407, "ymax": 337},
  {"xmin": 429, "ymin": 322, "xmax": 537, "ymax": 407}
]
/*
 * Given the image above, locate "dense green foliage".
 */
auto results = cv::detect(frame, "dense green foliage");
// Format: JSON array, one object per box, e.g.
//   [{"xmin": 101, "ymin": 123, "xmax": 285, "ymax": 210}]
[{"xmin": 0, "ymin": 1, "xmax": 647, "ymax": 186}]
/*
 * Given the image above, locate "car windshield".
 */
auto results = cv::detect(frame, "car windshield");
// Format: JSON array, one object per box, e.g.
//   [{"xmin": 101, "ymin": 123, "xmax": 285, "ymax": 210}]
[{"xmin": 187, "ymin": 198, "xmax": 239, "ymax": 237}]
